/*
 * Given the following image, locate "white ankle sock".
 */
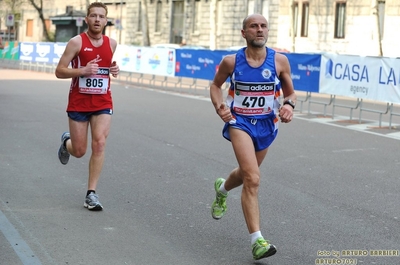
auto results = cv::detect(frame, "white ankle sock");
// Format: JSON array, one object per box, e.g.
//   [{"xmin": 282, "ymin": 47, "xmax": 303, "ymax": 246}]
[
  {"xmin": 250, "ymin": 231, "xmax": 262, "ymax": 245},
  {"xmin": 219, "ymin": 180, "xmax": 228, "ymax": 194}
]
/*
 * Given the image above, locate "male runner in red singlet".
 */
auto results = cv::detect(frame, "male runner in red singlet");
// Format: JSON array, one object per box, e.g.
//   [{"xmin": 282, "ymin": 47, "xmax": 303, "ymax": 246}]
[
  {"xmin": 210, "ymin": 14, "xmax": 297, "ymax": 260},
  {"xmin": 55, "ymin": 2, "xmax": 119, "ymax": 211}
]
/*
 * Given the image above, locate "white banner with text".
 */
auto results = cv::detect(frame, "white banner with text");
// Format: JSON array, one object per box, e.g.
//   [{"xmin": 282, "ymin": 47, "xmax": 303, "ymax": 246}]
[{"xmin": 319, "ymin": 54, "xmax": 400, "ymax": 103}]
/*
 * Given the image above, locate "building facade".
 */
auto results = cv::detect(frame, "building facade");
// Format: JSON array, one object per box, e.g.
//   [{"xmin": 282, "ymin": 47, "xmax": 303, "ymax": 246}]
[{"xmin": 0, "ymin": 0, "xmax": 398, "ymax": 57}]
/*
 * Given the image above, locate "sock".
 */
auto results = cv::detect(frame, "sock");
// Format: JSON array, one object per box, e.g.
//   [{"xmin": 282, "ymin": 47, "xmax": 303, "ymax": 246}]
[
  {"xmin": 87, "ymin": 190, "xmax": 95, "ymax": 196},
  {"xmin": 250, "ymin": 231, "xmax": 263, "ymax": 245},
  {"xmin": 63, "ymin": 138, "xmax": 68, "ymax": 148},
  {"xmin": 219, "ymin": 180, "xmax": 228, "ymax": 194}
]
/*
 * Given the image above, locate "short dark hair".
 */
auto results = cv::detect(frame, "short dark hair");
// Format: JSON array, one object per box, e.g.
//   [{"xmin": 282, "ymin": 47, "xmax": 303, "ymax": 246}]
[
  {"xmin": 242, "ymin": 15, "xmax": 249, "ymax": 30},
  {"xmin": 87, "ymin": 2, "xmax": 108, "ymax": 16}
]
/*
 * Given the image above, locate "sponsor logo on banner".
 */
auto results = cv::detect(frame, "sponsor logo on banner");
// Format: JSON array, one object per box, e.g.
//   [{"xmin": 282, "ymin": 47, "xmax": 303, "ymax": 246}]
[
  {"xmin": 320, "ymin": 54, "xmax": 400, "ymax": 103},
  {"xmin": 148, "ymin": 53, "xmax": 161, "ymax": 69},
  {"xmin": 20, "ymin": 42, "xmax": 34, "ymax": 61},
  {"xmin": 324, "ymin": 59, "xmax": 369, "ymax": 82},
  {"xmin": 53, "ymin": 43, "xmax": 66, "ymax": 63}
]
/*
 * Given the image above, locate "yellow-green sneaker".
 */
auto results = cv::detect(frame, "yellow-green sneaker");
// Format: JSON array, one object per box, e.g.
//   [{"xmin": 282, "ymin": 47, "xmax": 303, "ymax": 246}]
[
  {"xmin": 211, "ymin": 178, "xmax": 228, "ymax": 220},
  {"xmin": 252, "ymin": 237, "xmax": 277, "ymax": 260}
]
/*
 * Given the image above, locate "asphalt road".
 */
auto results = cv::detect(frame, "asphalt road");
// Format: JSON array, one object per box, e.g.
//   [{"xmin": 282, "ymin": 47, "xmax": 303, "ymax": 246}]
[{"xmin": 0, "ymin": 69, "xmax": 399, "ymax": 265}]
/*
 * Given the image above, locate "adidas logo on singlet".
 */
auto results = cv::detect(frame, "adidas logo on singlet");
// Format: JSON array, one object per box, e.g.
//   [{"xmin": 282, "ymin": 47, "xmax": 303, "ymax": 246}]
[{"xmin": 236, "ymin": 82, "xmax": 275, "ymax": 91}]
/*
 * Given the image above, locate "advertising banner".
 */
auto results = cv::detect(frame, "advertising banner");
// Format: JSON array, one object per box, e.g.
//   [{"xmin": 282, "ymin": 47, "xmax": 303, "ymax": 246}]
[
  {"xmin": 285, "ymin": 53, "xmax": 321, "ymax": 93},
  {"xmin": 19, "ymin": 42, "xmax": 66, "ymax": 63},
  {"xmin": 114, "ymin": 45, "xmax": 175, "ymax": 76},
  {"xmin": 13, "ymin": 42, "xmax": 400, "ymax": 105},
  {"xmin": 113, "ymin": 44, "xmax": 138, "ymax": 73},
  {"xmin": 320, "ymin": 54, "xmax": 400, "ymax": 103},
  {"xmin": 1, "ymin": 41, "xmax": 19, "ymax": 60},
  {"xmin": 175, "ymin": 49, "xmax": 233, "ymax": 80},
  {"xmin": 53, "ymin": 42, "xmax": 67, "ymax": 63}
]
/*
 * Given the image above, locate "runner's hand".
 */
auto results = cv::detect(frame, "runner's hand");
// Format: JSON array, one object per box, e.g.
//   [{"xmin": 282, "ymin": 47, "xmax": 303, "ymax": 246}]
[
  {"xmin": 279, "ymin": 104, "xmax": 293, "ymax": 123},
  {"xmin": 217, "ymin": 103, "xmax": 234, "ymax": 123},
  {"xmin": 110, "ymin": 61, "xmax": 119, "ymax": 77},
  {"xmin": 83, "ymin": 58, "xmax": 99, "ymax": 76}
]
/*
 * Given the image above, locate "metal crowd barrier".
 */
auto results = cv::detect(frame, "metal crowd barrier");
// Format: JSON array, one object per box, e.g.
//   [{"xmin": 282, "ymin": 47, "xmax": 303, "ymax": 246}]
[
  {"xmin": 118, "ymin": 71, "xmax": 216, "ymax": 98},
  {"xmin": 389, "ymin": 105, "xmax": 400, "ymax": 130}
]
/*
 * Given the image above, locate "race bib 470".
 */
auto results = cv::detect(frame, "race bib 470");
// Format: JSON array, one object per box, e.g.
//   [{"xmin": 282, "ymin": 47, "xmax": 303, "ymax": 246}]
[{"xmin": 233, "ymin": 81, "xmax": 275, "ymax": 115}]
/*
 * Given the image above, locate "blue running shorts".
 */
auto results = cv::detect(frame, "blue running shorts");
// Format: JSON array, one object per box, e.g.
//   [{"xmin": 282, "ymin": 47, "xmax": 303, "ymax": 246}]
[
  {"xmin": 222, "ymin": 112, "xmax": 278, "ymax": 152},
  {"xmin": 67, "ymin": 108, "xmax": 113, "ymax": 122}
]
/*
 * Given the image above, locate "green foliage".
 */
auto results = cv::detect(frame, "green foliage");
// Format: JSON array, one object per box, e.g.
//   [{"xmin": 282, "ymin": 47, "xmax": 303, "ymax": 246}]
[
  {"xmin": 1, "ymin": 0, "xmax": 24, "ymax": 12},
  {"xmin": 47, "ymin": 31, "xmax": 55, "ymax": 42}
]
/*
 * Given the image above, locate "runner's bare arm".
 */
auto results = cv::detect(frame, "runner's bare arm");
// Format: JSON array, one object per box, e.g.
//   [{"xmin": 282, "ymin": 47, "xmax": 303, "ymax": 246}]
[
  {"xmin": 276, "ymin": 53, "xmax": 296, "ymax": 123},
  {"xmin": 109, "ymin": 38, "xmax": 119, "ymax": 77},
  {"xmin": 109, "ymin": 38, "xmax": 118, "ymax": 54},
  {"xmin": 210, "ymin": 54, "xmax": 235, "ymax": 112},
  {"xmin": 276, "ymin": 53, "xmax": 296, "ymax": 102},
  {"xmin": 55, "ymin": 36, "xmax": 96, "ymax": 79}
]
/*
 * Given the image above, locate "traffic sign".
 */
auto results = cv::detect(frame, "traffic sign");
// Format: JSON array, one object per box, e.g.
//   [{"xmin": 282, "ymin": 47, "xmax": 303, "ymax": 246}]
[
  {"xmin": 114, "ymin": 19, "xmax": 122, "ymax": 30},
  {"xmin": 76, "ymin": 17, "xmax": 84, "ymax": 27},
  {"xmin": 6, "ymin": 14, "xmax": 14, "ymax": 27}
]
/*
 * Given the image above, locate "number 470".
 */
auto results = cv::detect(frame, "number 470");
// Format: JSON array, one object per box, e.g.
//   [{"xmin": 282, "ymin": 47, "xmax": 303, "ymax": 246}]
[{"xmin": 242, "ymin": 96, "xmax": 265, "ymax": 107}]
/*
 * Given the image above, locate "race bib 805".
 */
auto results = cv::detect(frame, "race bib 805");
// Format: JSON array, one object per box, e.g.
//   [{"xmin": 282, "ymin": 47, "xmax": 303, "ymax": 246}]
[{"xmin": 79, "ymin": 67, "xmax": 110, "ymax": 94}]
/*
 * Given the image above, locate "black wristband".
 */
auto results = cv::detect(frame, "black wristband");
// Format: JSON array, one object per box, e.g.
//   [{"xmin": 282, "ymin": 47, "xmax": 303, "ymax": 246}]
[{"xmin": 283, "ymin": 99, "xmax": 295, "ymax": 109}]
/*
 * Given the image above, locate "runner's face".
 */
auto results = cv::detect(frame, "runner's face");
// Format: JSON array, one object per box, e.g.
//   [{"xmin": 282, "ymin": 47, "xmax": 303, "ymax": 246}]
[
  {"xmin": 242, "ymin": 15, "xmax": 269, "ymax": 48},
  {"xmin": 86, "ymin": 7, "xmax": 107, "ymax": 34}
]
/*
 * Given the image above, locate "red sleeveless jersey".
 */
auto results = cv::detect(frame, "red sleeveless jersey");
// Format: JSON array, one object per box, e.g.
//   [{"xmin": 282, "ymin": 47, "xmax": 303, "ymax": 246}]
[{"xmin": 67, "ymin": 33, "xmax": 113, "ymax": 112}]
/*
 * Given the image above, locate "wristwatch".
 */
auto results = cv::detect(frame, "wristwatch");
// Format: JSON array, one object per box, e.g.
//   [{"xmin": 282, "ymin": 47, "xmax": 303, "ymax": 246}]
[{"xmin": 283, "ymin": 99, "xmax": 296, "ymax": 109}]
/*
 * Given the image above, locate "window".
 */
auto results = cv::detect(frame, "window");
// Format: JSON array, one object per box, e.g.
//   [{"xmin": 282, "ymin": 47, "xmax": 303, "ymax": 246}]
[
  {"xmin": 26, "ymin": 19, "xmax": 33, "ymax": 37},
  {"xmin": 334, "ymin": 2, "xmax": 346, "ymax": 38},
  {"xmin": 171, "ymin": 0, "xmax": 184, "ymax": 43},
  {"xmin": 137, "ymin": 2, "xmax": 142, "ymax": 32},
  {"xmin": 261, "ymin": 0, "xmax": 269, "ymax": 22},
  {"xmin": 248, "ymin": 0, "xmax": 255, "ymax": 15},
  {"xmin": 300, "ymin": 2, "xmax": 309, "ymax": 37},
  {"xmin": 45, "ymin": 19, "xmax": 51, "ymax": 31},
  {"xmin": 291, "ymin": 2, "xmax": 298, "ymax": 37},
  {"xmin": 216, "ymin": 0, "xmax": 223, "ymax": 36},
  {"xmin": 377, "ymin": 0, "xmax": 385, "ymax": 39},
  {"xmin": 192, "ymin": 0, "xmax": 201, "ymax": 33},
  {"xmin": 155, "ymin": 0, "xmax": 162, "ymax": 32}
]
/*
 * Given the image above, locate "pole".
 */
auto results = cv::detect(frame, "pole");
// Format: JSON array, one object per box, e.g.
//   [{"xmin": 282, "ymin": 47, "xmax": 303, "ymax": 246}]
[
  {"xmin": 289, "ymin": 0, "xmax": 296, "ymax": 52},
  {"xmin": 119, "ymin": 0, "xmax": 123, "ymax": 44}
]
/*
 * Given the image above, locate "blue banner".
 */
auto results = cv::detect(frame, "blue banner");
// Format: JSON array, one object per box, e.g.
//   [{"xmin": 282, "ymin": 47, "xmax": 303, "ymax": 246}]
[
  {"xmin": 175, "ymin": 49, "xmax": 322, "ymax": 91},
  {"xmin": 285, "ymin": 53, "xmax": 321, "ymax": 93},
  {"xmin": 19, "ymin": 42, "xmax": 66, "ymax": 63},
  {"xmin": 16, "ymin": 42, "xmax": 323, "ymax": 94},
  {"xmin": 175, "ymin": 49, "xmax": 234, "ymax": 80}
]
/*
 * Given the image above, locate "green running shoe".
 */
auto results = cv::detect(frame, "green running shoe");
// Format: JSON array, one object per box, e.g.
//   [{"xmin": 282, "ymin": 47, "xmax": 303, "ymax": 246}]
[
  {"xmin": 252, "ymin": 237, "xmax": 277, "ymax": 260},
  {"xmin": 211, "ymin": 178, "xmax": 228, "ymax": 220}
]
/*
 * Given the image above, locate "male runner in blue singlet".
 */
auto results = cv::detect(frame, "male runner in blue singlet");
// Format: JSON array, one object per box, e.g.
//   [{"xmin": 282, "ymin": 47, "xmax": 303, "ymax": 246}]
[{"xmin": 210, "ymin": 13, "xmax": 297, "ymax": 260}]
